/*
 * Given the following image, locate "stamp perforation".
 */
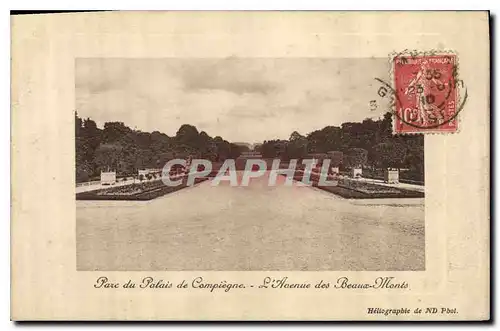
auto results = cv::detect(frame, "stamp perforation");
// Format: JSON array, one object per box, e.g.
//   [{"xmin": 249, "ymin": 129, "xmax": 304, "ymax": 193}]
[{"xmin": 388, "ymin": 49, "xmax": 464, "ymax": 135}]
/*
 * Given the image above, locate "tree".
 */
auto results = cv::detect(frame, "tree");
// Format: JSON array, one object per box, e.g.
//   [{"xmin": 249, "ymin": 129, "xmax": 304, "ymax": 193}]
[
  {"xmin": 404, "ymin": 144, "xmax": 424, "ymax": 176},
  {"xmin": 75, "ymin": 111, "xmax": 83, "ymax": 137},
  {"xmin": 83, "ymin": 118, "xmax": 98, "ymax": 133},
  {"xmin": 286, "ymin": 131, "xmax": 308, "ymax": 160},
  {"xmin": 380, "ymin": 112, "xmax": 393, "ymax": 139},
  {"xmin": 75, "ymin": 117, "xmax": 240, "ymax": 181},
  {"xmin": 373, "ymin": 142, "xmax": 407, "ymax": 169},
  {"xmin": 327, "ymin": 151, "xmax": 343, "ymax": 167},
  {"xmin": 74, "ymin": 108, "xmax": 424, "ymax": 184},
  {"xmin": 289, "ymin": 131, "xmax": 303, "ymax": 142},
  {"xmin": 94, "ymin": 143, "xmax": 123, "ymax": 172},
  {"xmin": 75, "ymin": 112, "xmax": 103, "ymax": 182},
  {"xmin": 229, "ymin": 143, "xmax": 244, "ymax": 159},
  {"xmin": 103, "ymin": 122, "xmax": 129, "ymax": 143},
  {"xmin": 306, "ymin": 126, "xmax": 342, "ymax": 153},
  {"xmin": 176, "ymin": 124, "xmax": 200, "ymax": 148},
  {"xmin": 259, "ymin": 140, "xmax": 287, "ymax": 159},
  {"xmin": 210, "ymin": 136, "xmax": 231, "ymax": 161}
]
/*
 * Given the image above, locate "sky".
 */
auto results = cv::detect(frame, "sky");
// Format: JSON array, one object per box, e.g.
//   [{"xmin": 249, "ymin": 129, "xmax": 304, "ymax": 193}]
[{"xmin": 75, "ymin": 58, "xmax": 390, "ymax": 143}]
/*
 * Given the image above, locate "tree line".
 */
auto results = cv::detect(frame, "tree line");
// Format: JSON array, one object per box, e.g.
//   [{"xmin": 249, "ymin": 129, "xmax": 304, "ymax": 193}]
[
  {"xmin": 76, "ymin": 111, "xmax": 423, "ymax": 182},
  {"xmin": 254, "ymin": 112, "xmax": 423, "ymax": 173},
  {"xmin": 75, "ymin": 112, "xmax": 248, "ymax": 182}
]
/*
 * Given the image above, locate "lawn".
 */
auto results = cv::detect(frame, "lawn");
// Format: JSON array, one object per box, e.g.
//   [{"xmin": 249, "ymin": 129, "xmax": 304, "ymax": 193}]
[{"xmin": 76, "ymin": 177, "xmax": 209, "ymax": 201}]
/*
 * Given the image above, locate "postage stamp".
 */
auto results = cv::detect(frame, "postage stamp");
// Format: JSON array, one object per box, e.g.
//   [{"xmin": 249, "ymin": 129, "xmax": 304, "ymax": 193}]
[{"xmin": 391, "ymin": 52, "xmax": 463, "ymax": 134}]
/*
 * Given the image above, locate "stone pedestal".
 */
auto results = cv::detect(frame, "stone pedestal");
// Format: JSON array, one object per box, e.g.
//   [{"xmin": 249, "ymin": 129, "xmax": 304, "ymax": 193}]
[
  {"xmin": 384, "ymin": 168, "xmax": 400, "ymax": 184},
  {"xmin": 100, "ymin": 171, "xmax": 116, "ymax": 185},
  {"xmin": 351, "ymin": 168, "xmax": 362, "ymax": 178}
]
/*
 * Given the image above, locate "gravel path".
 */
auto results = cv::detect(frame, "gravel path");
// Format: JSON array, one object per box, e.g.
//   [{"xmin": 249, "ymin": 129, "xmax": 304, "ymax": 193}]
[{"xmin": 76, "ymin": 174, "xmax": 424, "ymax": 271}]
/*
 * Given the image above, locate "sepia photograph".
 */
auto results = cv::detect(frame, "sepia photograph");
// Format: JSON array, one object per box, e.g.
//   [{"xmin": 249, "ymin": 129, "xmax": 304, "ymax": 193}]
[{"xmin": 75, "ymin": 58, "xmax": 425, "ymax": 271}]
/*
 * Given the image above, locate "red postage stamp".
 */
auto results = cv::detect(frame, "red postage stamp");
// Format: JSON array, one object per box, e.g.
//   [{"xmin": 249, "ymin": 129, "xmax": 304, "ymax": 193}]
[{"xmin": 392, "ymin": 53, "xmax": 461, "ymax": 134}]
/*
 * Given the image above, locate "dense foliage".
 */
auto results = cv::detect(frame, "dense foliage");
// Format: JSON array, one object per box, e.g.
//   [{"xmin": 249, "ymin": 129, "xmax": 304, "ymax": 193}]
[
  {"xmin": 255, "ymin": 112, "xmax": 423, "ymax": 173},
  {"xmin": 75, "ymin": 113, "xmax": 247, "ymax": 182},
  {"xmin": 76, "ymin": 111, "xmax": 423, "ymax": 183}
]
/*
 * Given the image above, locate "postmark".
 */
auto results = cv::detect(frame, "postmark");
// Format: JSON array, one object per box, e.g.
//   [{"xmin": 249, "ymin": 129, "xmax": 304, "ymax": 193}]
[{"xmin": 377, "ymin": 51, "xmax": 467, "ymax": 134}]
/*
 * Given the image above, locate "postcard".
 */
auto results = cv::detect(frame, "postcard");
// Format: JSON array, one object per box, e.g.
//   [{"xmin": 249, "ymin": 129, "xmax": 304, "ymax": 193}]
[{"xmin": 11, "ymin": 11, "xmax": 490, "ymax": 320}]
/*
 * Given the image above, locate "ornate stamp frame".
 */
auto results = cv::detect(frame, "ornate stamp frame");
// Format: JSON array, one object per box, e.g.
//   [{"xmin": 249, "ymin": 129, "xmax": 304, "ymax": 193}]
[{"xmin": 389, "ymin": 50, "xmax": 467, "ymax": 135}]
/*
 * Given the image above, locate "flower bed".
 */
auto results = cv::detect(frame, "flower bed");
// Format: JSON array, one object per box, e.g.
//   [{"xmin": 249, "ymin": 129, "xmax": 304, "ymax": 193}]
[
  {"xmin": 285, "ymin": 171, "xmax": 424, "ymax": 199},
  {"xmin": 337, "ymin": 178, "xmax": 400, "ymax": 194}
]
